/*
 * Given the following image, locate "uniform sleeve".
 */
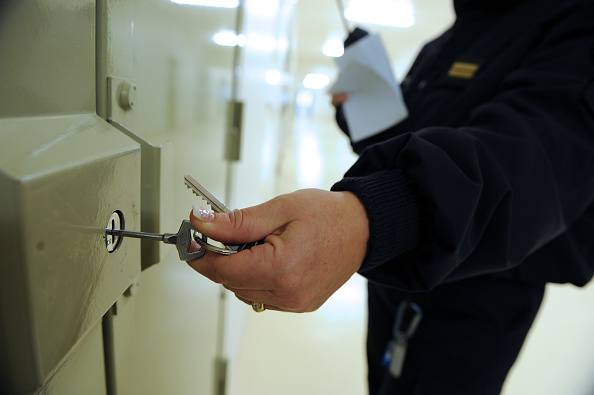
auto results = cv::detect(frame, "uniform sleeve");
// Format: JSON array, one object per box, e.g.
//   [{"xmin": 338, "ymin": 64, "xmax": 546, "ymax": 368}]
[{"xmin": 332, "ymin": 3, "xmax": 594, "ymax": 291}]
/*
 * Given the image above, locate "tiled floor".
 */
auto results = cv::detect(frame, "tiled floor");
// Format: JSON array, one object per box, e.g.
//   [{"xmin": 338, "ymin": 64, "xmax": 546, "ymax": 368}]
[{"xmin": 227, "ymin": 100, "xmax": 594, "ymax": 395}]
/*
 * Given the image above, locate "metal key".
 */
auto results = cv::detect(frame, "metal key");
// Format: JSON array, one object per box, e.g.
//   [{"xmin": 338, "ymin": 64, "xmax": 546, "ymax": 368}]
[
  {"xmin": 184, "ymin": 174, "xmax": 231, "ymax": 214},
  {"xmin": 184, "ymin": 174, "xmax": 263, "ymax": 252},
  {"xmin": 106, "ymin": 219, "xmax": 235, "ymax": 261}
]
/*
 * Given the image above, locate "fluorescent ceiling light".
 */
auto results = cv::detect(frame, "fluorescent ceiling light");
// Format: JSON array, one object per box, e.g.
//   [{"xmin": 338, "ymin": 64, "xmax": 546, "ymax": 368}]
[
  {"xmin": 212, "ymin": 31, "xmax": 277, "ymax": 52},
  {"xmin": 303, "ymin": 73, "xmax": 330, "ymax": 90},
  {"xmin": 345, "ymin": 0, "xmax": 415, "ymax": 28},
  {"xmin": 250, "ymin": 0, "xmax": 279, "ymax": 16},
  {"xmin": 213, "ymin": 31, "xmax": 246, "ymax": 47},
  {"xmin": 170, "ymin": 0, "xmax": 238, "ymax": 7}
]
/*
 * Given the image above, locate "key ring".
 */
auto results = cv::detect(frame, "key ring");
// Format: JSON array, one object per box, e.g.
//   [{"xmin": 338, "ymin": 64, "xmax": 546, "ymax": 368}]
[
  {"xmin": 176, "ymin": 220, "xmax": 237, "ymax": 261},
  {"xmin": 192, "ymin": 234, "xmax": 238, "ymax": 256}
]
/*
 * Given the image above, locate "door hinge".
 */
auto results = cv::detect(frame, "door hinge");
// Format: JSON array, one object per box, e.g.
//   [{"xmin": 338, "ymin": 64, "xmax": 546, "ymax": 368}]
[
  {"xmin": 214, "ymin": 356, "xmax": 228, "ymax": 395},
  {"xmin": 224, "ymin": 100, "xmax": 244, "ymax": 162}
]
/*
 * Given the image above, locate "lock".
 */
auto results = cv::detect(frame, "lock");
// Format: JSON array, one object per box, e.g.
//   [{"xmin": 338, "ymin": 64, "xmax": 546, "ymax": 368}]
[{"xmin": 106, "ymin": 210, "xmax": 125, "ymax": 253}]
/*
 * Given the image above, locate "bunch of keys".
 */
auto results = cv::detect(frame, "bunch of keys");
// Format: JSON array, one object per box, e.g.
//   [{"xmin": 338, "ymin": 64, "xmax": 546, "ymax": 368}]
[{"xmin": 105, "ymin": 174, "xmax": 266, "ymax": 312}]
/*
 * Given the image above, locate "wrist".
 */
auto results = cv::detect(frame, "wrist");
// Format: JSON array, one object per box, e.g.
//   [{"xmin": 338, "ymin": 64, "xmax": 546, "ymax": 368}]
[{"xmin": 335, "ymin": 190, "xmax": 370, "ymax": 270}]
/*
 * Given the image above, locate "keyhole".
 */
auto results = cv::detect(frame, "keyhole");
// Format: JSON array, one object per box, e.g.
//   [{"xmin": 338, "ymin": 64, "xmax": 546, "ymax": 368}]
[
  {"xmin": 108, "ymin": 218, "xmax": 116, "ymax": 247},
  {"xmin": 106, "ymin": 210, "xmax": 124, "ymax": 253}
]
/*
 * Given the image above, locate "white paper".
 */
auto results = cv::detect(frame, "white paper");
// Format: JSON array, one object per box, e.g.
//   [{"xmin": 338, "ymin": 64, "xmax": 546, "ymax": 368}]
[{"xmin": 329, "ymin": 34, "xmax": 408, "ymax": 143}]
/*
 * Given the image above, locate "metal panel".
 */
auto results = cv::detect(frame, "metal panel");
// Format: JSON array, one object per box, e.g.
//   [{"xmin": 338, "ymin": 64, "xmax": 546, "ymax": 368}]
[
  {"xmin": 0, "ymin": 115, "xmax": 141, "ymax": 393},
  {"xmin": 0, "ymin": 1, "xmax": 143, "ymax": 393},
  {"xmin": 36, "ymin": 323, "xmax": 107, "ymax": 395},
  {"xmin": 0, "ymin": 0, "xmax": 96, "ymax": 117}
]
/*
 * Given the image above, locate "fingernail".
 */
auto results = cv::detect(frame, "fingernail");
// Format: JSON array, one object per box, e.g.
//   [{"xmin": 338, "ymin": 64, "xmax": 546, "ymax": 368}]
[{"xmin": 192, "ymin": 204, "xmax": 214, "ymax": 223}]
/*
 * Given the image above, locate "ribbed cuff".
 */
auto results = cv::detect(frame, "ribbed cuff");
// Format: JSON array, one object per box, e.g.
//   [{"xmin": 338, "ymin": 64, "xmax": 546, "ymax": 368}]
[{"xmin": 331, "ymin": 169, "xmax": 423, "ymax": 272}]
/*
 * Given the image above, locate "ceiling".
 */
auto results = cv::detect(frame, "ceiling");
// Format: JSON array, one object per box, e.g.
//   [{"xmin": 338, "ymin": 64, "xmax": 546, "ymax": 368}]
[{"xmin": 293, "ymin": 0, "xmax": 456, "ymax": 84}]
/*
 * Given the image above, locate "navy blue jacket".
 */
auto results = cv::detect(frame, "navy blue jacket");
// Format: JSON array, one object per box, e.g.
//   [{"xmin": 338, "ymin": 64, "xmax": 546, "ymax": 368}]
[{"xmin": 332, "ymin": 0, "xmax": 594, "ymax": 291}]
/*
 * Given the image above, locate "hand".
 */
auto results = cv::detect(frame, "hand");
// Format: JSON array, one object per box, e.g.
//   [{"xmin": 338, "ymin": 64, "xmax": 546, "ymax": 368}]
[
  {"xmin": 331, "ymin": 93, "xmax": 349, "ymax": 107},
  {"xmin": 187, "ymin": 189, "xmax": 369, "ymax": 313}
]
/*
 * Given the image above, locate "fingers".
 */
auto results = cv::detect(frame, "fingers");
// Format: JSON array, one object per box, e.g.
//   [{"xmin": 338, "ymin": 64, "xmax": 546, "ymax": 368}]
[
  {"xmin": 189, "ymin": 196, "xmax": 289, "ymax": 245},
  {"xmin": 187, "ymin": 239, "xmax": 300, "ymax": 311},
  {"xmin": 187, "ymin": 227, "xmax": 318, "ymax": 312},
  {"xmin": 331, "ymin": 93, "xmax": 349, "ymax": 107},
  {"xmin": 187, "ymin": 242, "xmax": 275, "ymax": 289},
  {"xmin": 234, "ymin": 294, "xmax": 282, "ymax": 312}
]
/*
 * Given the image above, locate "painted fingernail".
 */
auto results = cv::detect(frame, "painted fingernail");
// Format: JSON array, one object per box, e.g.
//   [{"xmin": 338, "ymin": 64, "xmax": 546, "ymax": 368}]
[{"xmin": 192, "ymin": 204, "xmax": 214, "ymax": 223}]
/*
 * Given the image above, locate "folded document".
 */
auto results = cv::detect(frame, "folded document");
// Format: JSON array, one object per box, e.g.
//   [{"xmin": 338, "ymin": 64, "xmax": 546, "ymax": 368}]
[{"xmin": 329, "ymin": 33, "xmax": 408, "ymax": 143}]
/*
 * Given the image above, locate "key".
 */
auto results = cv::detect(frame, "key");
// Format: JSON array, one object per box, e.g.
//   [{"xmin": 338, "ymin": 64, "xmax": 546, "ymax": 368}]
[
  {"xmin": 106, "ymin": 219, "xmax": 236, "ymax": 261},
  {"xmin": 184, "ymin": 174, "xmax": 264, "ymax": 252},
  {"xmin": 184, "ymin": 174, "xmax": 231, "ymax": 214},
  {"xmin": 185, "ymin": 174, "xmax": 241, "ymax": 251}
]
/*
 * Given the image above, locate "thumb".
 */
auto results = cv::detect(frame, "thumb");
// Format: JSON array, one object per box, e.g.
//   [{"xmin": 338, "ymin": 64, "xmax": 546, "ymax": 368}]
[{"xmin": 189, "ymin": 199, "xmax": 285, "ymax": 244}]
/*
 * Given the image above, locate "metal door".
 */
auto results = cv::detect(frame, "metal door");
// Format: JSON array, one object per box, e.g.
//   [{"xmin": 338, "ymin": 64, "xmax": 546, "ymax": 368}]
[{"xmin": 0, "ymin": 1, "xmax": 141, "ymax": 393}]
